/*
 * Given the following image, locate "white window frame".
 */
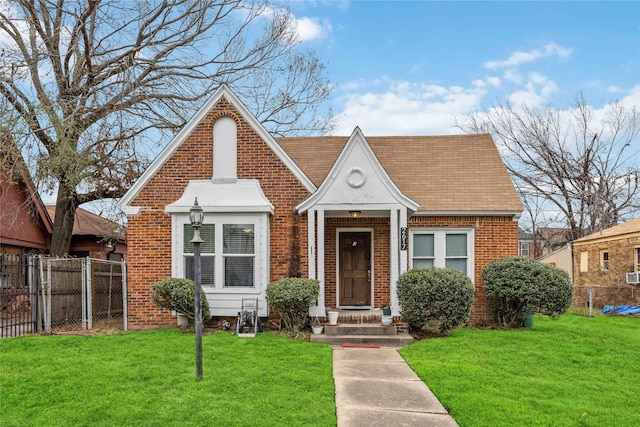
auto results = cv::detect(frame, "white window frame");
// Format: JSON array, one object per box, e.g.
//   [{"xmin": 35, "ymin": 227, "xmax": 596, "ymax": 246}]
[
  {"xmin": 519, "ymin": 241, "xmax": 530, "ymax": 257},
  {"xmin": 173, "ymin": 213, "xmax": 268, "ymax": 293},
  {"xmin": 635, "ymin": 247, "xmax": 640, "ymax": 272},
  {"xmin": 409, "ymin": 228, "xmax": 475, "ymax": 281},
  {"xmin": 183, "ymin": 223, "xmax": 216, "ymax": 287},
  {"xmin": 600, "ymin": 249, "xmax": 609, "ymax": 272}
]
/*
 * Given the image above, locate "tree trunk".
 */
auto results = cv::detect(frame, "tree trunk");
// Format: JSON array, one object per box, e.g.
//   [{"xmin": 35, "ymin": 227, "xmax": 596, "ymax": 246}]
[{"xmin": 49, "ymin": 189, "xmax": 77, "ymax": 257}]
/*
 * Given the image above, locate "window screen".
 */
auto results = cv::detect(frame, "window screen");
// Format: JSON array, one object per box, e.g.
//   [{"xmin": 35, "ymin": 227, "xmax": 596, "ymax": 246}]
[{"xmin": 223, "ymin": 224, "xmax": 254, "ymax": 287}]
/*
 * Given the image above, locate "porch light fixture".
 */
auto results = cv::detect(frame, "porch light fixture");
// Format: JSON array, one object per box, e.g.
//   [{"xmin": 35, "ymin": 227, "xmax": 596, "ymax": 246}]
[
  {"xmin": 349, "ymin": 210, "xmax": 361, "ymax": 218},
  {"xmin": 190, "ymin": 197, "xmax": 204, "ymax": 381}
]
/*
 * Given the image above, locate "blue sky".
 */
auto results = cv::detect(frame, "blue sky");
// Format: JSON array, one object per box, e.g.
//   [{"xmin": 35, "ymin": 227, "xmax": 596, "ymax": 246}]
[{"xmin": 283, "ymin": 1, "xmax": 639, "ymax": 137}]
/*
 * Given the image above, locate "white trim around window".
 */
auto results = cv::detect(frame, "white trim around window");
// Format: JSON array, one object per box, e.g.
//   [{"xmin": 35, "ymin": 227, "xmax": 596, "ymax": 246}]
[
  {"xmin": 409, "ymin": 228, "xmax": 475, "ymax": 282},
  {"xmin": 172, "ymin": 213, "xmax": 269, "ymax": 293}
]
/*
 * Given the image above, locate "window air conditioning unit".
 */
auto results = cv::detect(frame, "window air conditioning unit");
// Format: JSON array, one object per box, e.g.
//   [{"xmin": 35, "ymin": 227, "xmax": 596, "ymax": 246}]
[{"xmin": 626, "ymin": 272, "xmax": 640, "ymax": 284}]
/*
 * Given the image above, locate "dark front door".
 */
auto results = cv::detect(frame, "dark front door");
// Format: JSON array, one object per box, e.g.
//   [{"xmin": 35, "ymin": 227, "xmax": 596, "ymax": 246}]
[{"xmin": 339, "ymin": 232, "xmax": 371, "ymax": 306}]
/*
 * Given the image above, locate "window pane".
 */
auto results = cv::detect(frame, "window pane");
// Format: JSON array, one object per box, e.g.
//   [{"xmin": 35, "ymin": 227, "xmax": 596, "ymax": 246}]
[
  {"xmin": 413, "ymin": 234, "xmax": 434, "ymax": 257},
  {"xmin": 413, "ymin": 259, "xmax": 434, "ymax": 268},
  {"xmin": 224, "ymin": 224, "xmax": 254, "ymax": 254},
  {"xmin": 446, "ymin": 234, "xmax": 467, "ymax": 257},
  {"xmin": 184, "ymin": 224, "xmax": 215, "ymax": 253},
  {"xmin": 224, "ymin": 257, "xmax": 254, "ymax": 287},
  {"xmin": 185, "ymin": 255, "xmax": 215, "ymax": 286},
  {"xmin": 445, "ymin": 258, "xmax": 467, "ymax": 274}
]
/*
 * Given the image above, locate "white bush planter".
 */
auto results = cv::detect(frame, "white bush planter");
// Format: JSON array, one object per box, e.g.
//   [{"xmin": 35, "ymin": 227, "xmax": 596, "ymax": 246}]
[
  {"xmin": 328, "ymin": 311, "xmax": 339, "ymax": 325},
  {"xmin": 312, "ymin": 325, "xmax": 324, "ymax": 334}
]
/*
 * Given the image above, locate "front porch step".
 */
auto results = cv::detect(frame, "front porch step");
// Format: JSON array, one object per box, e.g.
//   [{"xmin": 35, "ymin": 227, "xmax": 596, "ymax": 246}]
[
  {"xmin": 310, "ymin": 333, "xmax": 414, "ymax": 347},
  {"xmin": 310, "ymin": 323, "xmax": 414, "ymax": 347},
  {"xmin": 324, "ymin": 324, "xmax": 398, "ymax": 336}
]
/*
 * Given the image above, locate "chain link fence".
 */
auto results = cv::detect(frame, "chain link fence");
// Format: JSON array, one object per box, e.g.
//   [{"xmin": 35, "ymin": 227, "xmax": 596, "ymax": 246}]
[
  {"xmin": 2, "ymin": 256, "xmax": 127, "ymax": 337},
  {"xmin": 40, "ymin": 257, "xmax": 128, "ymax": 333},
  {"xmin": 573, "ymin": 284, "xmax": 640, "ymax": 316}
]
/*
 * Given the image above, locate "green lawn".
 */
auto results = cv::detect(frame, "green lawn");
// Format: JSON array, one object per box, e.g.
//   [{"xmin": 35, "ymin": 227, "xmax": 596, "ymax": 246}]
[
  {"xmin": 400, "ymin": 314, "xmax": 640, "ymax": 427},
  {"xmin": 0, "ymin": 330, "xmax": 336, "ymax": 427}
]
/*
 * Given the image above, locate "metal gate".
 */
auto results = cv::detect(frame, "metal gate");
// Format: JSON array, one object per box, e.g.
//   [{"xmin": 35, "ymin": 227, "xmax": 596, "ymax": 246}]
[{"xmin": 0, "ymin": 254, "xmax": 39, "ymax": 338}]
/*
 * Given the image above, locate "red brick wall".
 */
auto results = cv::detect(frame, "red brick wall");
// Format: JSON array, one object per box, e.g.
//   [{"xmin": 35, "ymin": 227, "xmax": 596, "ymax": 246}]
[
  {"xmin": 408, "ymin": 216, "xmax": 519, "ymax": 324},
  {"xmin": 126, "ymin": 97, "xmax": 518, "ymax": 329},
  {"xmin": 127, "ymin": 97, "xmax": 310, "ymax": 329},
  {"xmin": 321, "ymin": 216, "xmax": 518, "ymax": 324}
]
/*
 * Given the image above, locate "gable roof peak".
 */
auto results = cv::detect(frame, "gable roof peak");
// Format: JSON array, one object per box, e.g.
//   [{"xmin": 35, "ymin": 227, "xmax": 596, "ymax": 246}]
[{"xmin": 118, "ymin": 85, "xmax": 315, "ymax": 214}]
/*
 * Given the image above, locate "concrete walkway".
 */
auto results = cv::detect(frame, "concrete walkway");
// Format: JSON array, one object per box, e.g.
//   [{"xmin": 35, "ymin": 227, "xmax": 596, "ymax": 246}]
[{"xmin": 333, "ymin": 346, "xmax": 459, "ymax": 427}]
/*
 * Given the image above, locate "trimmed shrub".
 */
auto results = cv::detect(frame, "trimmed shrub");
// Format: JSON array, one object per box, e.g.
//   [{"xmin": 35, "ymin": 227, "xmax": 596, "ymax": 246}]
[
  {"xmin": 266, "ymin": 277, "xmax": 319, "ymax": 334},
  {"xmin": 397, "ymin": 268, "xmax": 474, "ymax": 334},
  {"xmin": 482, "ymin": 257, "xmax": 573, "ymax": 328},
  {"xmin": 151, "ymin": 278, "xmax": 210, "ymax": 322},
  {"xmin": 535, "ymin": 266, "xmax": 573, "ymax": 318}
]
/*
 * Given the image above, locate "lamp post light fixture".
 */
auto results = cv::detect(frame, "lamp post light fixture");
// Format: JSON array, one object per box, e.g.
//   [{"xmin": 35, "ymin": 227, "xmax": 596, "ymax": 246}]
[{"xmin": 190, "ymin": 197, "xmax": 204, "ymax": 381}]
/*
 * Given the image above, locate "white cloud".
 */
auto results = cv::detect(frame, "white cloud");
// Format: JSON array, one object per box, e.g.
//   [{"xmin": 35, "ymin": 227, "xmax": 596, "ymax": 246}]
[
  {"xmin": 505, "ymin": 72, "xmax": 558, "ymax": 108},
  {"xmin": 503, "ymin": 68, "xmax": 523, "ymax": 84},
  {"xmin": 332, "ymin": 68, "xmax": 565, "ymax": 136},
  {"xmin": 483, "ymin": 43, "xmax": 573, "ymax": 70},
  {"xmin": 618, "ymin": 85, "xmax": 640, "ymax": 109},
  {"xmin": 293, "ymin": 16, "xmax": 331, "ymax": 42},
  {"xmin": 334, "ymin": 80, "xmax": 488, "ymax": 135},
  {"xmin": 486, "ymin": 77, "xmax": 501, "ymax": 87}
]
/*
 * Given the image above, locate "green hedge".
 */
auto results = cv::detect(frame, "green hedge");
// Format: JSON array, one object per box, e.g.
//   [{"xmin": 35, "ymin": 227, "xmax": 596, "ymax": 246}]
[
  {"xmin": 397, "ymin": 268, "xmax": 474, "ymax": 334},
  {"xmin": 266, "ymin": 277, "xmax": 319, "ymax": 334},
  {"xmin": 482, "ymin": 257, "xmax": 573, "ymax": 328},
  {"xmin": 150, "ymin": 278, "xmax": 210, "ymax": 322}
]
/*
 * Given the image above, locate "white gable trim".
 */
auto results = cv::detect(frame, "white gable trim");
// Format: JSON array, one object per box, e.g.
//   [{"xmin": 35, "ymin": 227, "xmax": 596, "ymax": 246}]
[
  {"xmin": 296, "ymin": 127, "xmax": 419, "ymax": 213},
  {"xmin": 118, "ymin": 85, "xmax": 315, "ymax": 214}
]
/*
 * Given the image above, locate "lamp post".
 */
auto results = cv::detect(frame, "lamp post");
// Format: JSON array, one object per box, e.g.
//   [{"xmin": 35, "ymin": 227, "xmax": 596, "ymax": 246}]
[{"xmin": 190, "ymin": 197, "xmax": 204, "ymax": 381}]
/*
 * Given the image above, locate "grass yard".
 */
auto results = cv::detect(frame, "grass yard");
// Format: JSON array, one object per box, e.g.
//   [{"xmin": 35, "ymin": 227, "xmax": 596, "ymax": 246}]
[
  {"xmin": 400, "ymin": 314, "xmax": 640, "ymax": 427},
  {"xmin": 0, "ymin": 330, "xmax": 336, "ymax": 427}
]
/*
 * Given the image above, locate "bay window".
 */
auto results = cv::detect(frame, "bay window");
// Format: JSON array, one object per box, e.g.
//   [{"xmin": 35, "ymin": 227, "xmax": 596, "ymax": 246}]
[{"xmin": 177, "ymin": 215, "xmax": 264, "ymax": 289}]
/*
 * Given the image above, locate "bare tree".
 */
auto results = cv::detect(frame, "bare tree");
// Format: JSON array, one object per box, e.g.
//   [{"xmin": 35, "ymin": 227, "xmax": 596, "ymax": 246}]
[
  {"xmin": 0, "ymin": 0, "xmax": 334, "ymax": 256},
  {"xmin": 458, "ymin": 94, "xmax": 640, "ymax": 241}
]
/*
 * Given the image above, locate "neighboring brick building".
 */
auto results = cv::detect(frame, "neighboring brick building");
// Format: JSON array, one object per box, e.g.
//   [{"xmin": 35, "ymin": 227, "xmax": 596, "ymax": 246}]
[
  {"xmin": 573, "ymin": 218, "xmax": 640, "ymax": 304},
  {"xmin": 119, "ymin": 85, "xmax": 522, "ymax": 329}
]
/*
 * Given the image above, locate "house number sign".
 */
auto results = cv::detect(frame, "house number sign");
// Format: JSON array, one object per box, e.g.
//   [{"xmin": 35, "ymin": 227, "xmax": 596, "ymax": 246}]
[{"xmin": 400, "ymin": 227, "xmax": 407, "ymax": 251}]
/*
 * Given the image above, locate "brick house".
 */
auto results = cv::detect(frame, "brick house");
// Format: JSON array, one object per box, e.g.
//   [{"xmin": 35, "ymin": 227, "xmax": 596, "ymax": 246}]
[
  {"xmin": 573, "ymin": 217, "xmax": 640, "ymax": 292},
  {"xmin": 119, "ymin": 85, "xmax": 522, "ymax": 330}
]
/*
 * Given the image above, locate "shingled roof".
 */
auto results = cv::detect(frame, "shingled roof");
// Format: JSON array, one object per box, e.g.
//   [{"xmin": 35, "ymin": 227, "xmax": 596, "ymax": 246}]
[
  {"xmin": 46, "ymin": 206, "xmax": 125, "ymax": 241},
  {"xmin": 277, "ymin": 133, "xmax": 522, "ymax": 213},
  {"xmin": 573, "ymin": 217, "xmax": 640, "ymax": 244}
]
